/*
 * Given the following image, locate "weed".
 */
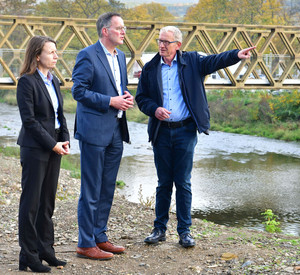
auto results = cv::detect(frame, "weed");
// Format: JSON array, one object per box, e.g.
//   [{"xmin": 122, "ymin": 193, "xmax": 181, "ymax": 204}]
[
  {"xmin": 138, "ymin": 184, "xmax": 155, "ymax": 208},
  {"xmin": 3, "ymin": 125, "xmax": 11, "ymax": 130},
  {"xmin": 261, "ymin": 209, "xmax": 281, "ymax": 233},
  {"xmin": 116, "ymin": 180, "xmax": 126, "ymax": 189}
]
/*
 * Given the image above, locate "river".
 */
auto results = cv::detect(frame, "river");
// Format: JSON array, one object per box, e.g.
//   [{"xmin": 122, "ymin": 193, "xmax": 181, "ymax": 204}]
[{"xmin": 1, "ymin": 102, "xmax": 300, "ymax": 236}]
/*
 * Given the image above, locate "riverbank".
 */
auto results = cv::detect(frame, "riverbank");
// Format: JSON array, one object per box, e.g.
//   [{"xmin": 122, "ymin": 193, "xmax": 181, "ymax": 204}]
[
  {"xmin": 0, "ymin": 154, "xmax": 299, "ymax": 274},
  {"xmin": 1, "ymin": 89, "xmax": 300, "ymax": 141}
]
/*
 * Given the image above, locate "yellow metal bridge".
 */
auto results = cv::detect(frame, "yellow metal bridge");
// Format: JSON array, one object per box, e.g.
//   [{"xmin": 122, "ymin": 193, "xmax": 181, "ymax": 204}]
[{"xmin": 0, "ymin": 15, "xmax": 299, "ymax": 90}]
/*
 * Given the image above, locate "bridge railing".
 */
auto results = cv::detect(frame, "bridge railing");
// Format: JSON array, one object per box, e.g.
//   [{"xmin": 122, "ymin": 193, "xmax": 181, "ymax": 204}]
[{"xmin": 0, "ymin": 15, "xmax": 299, "ymax": 90}]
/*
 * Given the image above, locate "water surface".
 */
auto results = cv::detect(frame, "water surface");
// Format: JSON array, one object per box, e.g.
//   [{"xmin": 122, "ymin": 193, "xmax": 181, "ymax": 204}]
[{"xmin": 1, "ymin": 103, "xmax": 299, "ymax": 235}]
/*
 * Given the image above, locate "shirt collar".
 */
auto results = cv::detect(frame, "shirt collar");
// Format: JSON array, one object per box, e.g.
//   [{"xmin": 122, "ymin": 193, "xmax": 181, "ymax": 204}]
[
  {"xmin": 160, "ymin": 54, "xmax": 177, "ymax": 66},
  {"xmin": 99, "ymin": 40, "xmax": 118, "ymax": 56},
  {"xmin": 37, "ymin": 68, "xmax": 53, "ymax": 83}
]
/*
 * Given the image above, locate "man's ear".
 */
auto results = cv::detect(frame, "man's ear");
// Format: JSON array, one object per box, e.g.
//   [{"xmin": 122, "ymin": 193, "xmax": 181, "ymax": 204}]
[
  {"xmin": 102, "ymin": 27, "xmax": 108, "ymax": 37},
  {"xmin": 176, "ymin": 42, "xmax": 182, "ymax": 50}
]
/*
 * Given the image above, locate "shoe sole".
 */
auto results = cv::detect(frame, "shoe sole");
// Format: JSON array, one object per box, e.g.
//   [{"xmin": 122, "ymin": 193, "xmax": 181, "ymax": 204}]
[
  {"xmin": 179, "ymin": 240, "xmax": 195, "ymax": 248},
  {"xmin": 98, "ymin": 250, "xmax": 125, "ymax": 254},
  {"xmin": 110, "ymin": 251, "xmax": 125, "ymax": 254},
  {"xmin": 76, "ymin": 253, "xmax": 113, "ymax": 261},
  {"xmin": 144, "ymin": 237, "xmax": 166, "ymax": 244}
]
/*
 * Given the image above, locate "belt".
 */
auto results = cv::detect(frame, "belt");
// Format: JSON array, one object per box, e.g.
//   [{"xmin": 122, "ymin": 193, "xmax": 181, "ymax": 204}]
[{"xmin": 160, "ymin": 117, "xmax": 193, "ymax": 129}]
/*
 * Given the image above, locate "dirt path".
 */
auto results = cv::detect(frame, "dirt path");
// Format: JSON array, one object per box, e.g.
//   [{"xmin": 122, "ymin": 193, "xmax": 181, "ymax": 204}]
[{"xmin": 0, "ymin": 154, "xmax": 299, "ymax": 274}]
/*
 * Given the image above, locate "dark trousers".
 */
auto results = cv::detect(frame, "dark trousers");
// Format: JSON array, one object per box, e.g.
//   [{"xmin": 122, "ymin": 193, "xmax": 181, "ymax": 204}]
[
  {"xmin": 18, "ymin": 146, "xmax": 61, "ymax": 264},
  {"xmin": 153, "ymin": 121, "xmax": 197, "ymax": 235},
  {"xmin": 77, "ymin": 123, "xmax": 123, "ymax": 247}
]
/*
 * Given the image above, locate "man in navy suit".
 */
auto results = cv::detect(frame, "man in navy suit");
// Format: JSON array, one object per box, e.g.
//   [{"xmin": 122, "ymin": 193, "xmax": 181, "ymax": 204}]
[{"xmin": 72, "ymin": 12, "xmax": 134, "ymax": 260}]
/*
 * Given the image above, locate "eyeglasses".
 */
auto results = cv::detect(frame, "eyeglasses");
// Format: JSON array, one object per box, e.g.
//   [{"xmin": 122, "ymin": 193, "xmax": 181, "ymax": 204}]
[
  {"xmin": 156, "ymin": 39, "xmax": 178, "ymax": 46},
  {"xmin": 108, "ymin": 26, "xmax": 127, "ymax": 32}
]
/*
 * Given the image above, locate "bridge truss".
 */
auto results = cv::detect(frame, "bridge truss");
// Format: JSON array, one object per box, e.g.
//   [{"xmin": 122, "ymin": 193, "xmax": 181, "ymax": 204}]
[{"xmin": 0, "ymin": 15, "xmax": 299, "ymax": 90}]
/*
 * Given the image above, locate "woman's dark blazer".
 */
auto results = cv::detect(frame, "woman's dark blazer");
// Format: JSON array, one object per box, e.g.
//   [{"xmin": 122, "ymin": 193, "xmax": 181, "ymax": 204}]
[{"xmin": 17, "ymin": 70, "xmax": 69, "ymax": 151}]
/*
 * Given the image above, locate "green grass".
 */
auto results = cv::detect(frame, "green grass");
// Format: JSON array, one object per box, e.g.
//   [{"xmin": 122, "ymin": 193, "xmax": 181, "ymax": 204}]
[
  {"xmin": 0, "ymin": 147, "xmax": 125, "ymax": 188},
  {"xmin": 126, "ymin": 105, "xmax": 148, "ymax": 124},
  {"xmin": 0, "ymin": 146, "xmax": 20, "ymax": 157},
  {"xmin": 207, "ymin": 89, "xmax": 300, "ymax": 141},
  {"xmin": 210, "ymin": 121, "xmax": 300, "ymax": 141},
  {"xmin": 0, "ymin": 90, "xmax": 17, "ymax": 105},
  {"xmin": 60, "ymin": 154, "xmax": 81, "ymax": 179},
  {"xmin": 61, "ymin": 90, "xmax": 77, "ymax": 113},
  {"xmin": 0, "ymin": 146, "xmax": 81, "ymax": 178}
]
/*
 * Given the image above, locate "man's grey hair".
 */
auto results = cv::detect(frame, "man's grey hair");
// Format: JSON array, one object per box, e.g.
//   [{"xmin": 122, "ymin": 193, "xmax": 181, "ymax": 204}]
[
  {"xmin": 96, "ymin": 12, "xmax": 122, "ymax": 38},
  {"xmin": 159, "ymin": 26, "xmax": 182, "ymax": 43}
]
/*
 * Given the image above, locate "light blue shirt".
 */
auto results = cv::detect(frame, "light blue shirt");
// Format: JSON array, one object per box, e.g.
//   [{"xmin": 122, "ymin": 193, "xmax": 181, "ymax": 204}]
[
  {"xmin": 161, "ymin": 56, "xmax": 190, "ymax": 122},
  {"xmin": 37, "ymin": 69, "xmax": 60, "ymax": 129},
  {"xmin": 99, "ymin": 40, "xmax": 123, "ymax": 118}
]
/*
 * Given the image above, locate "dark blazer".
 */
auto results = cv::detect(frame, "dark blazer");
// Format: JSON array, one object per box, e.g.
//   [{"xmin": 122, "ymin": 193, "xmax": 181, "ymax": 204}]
[
  {"xmin": 135, "ymin": 49, "xmax": 241, "ymax": 144},
  {"xmin": 72, "ymin": 41, "xmax": 130, "ymax": 146},
  {"xmin": 17, "ymin": 70, "xmax": 69, "ymax": 150}
]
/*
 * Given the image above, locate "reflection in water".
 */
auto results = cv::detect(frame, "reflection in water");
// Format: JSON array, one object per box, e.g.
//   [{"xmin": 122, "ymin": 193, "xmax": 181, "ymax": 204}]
[
  {"xmin": 118, "ymin": 153, "xmax": 300, "ymax": 236},
  {"xmin": 1, "ymin": 103, "xmax": 300, "ymax": 235},
  {"xmin": 190, "ymin": 153, "xmax": 300, "ymax": 236}
]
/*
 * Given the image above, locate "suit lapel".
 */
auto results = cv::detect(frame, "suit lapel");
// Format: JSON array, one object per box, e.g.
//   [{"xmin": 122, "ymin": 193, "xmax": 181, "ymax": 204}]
[
  {"xmin": 52, "ymin": 76, "xmax": 63, "ymax": 109},
  {"xmin": 95, "ymin": 42, "xmax": 118, "ymax": 94},
  {"xmin": 34, "ymin": 71, "xmax": 53, "ymax": 107}
]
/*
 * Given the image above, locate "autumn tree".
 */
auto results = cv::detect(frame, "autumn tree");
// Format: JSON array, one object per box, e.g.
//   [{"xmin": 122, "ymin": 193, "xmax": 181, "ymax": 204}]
[
  {"xmin": 185, "ymin": 0, "xmax": 287, "ymax": 25},
  {"xmin": 280, "ymin": 0, "xmax": 300, "ymax": 25},
  {"xmin": 34, "ymin": 0, "xmax": 125, "ymax": 18},
  {"xmin": 184, "ymin": 0, "xmax": 228, "ymax": 24},
  {"xmin": 33, "ymin": 0, "xmax": 126, "ymax": 54},
  {"xmin": 124, "ymin": 5, "xmax": 152, "ymax": 21},
  {"xmin": 0, "ymin": 0, "xmax": 36, "ymax": 15},
  {"xmin": 124, "ymin": 2, "xmax": 174, "ymax": 21},
  {"xmin": 124, "ymin": 3, "xmax": 175, "ymax": 51},
  {"xmin": 260, "ymin": 0, "xmax": 285, "ymax": 24},
  {"xmin": 226, "ymin": 0, "xmax": 264, "ymax": 25}
]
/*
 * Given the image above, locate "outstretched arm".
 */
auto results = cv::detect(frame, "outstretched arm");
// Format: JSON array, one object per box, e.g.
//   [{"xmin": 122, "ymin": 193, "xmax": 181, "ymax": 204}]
[{"xmin": 238, "ymin": 46, "xmax": 256, "ymax": 59}]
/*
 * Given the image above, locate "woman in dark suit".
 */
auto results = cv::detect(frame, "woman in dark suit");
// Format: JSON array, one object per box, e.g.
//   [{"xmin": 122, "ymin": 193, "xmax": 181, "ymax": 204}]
[{"xmin": 17, "ymin": 35, "xmax": 70, "ymax": 273}]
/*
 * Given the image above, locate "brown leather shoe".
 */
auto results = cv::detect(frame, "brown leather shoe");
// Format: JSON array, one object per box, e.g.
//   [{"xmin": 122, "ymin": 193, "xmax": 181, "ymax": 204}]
[
  {"xmin": 97, "ymin": 241, "xmax": 125, "ymax": 254},
  {"xmin": 76, "ymin": 246, "xmax": 113, "ymax": 260}
]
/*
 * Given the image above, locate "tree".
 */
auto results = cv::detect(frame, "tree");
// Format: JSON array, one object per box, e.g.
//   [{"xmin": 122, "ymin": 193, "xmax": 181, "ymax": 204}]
[
  {"xmin": 185, "ymin": 0, "xmax": 228, "ymax": 24},
  {"xmin": 34, "ymin": 0, "xmax": 125, "ymax": 18},
  {"xmin": 124, "ymin": 5, "xmax": 152, "ymax": 21},
  {"xmin": 261, "ymin": 0, "xmax": 285, "ymax": 25},
  {"xmin": 280, "ymin": 0, "xmax": 300, "ymax": 25},
  {"xmin": 185, "ymin": 0, "xmax": 288, "ymax": 25},
  {"xmin": 123, "ymin": 3, "xmax": 175, "ymax": 51},
  {"xmin": 124, "ymin": 2, "xmax": 175, "ymax": 22},
  {"xmin": 0, "ymin": 0, "xmax": 36, "ymax": 15},
  {"xmin": 226, "ymin": 0, "xmax": 263, "ymax": 25},
  {"xmin": 141, "ymin": 2, "xmax": 175, "ymax": 21}
]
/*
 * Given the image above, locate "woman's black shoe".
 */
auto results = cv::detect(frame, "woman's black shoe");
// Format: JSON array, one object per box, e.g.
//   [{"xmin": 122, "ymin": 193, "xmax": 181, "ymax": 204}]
[
  {"xmin": 40, "ymin": 255, "xmax": 67, "ymax": 267},
  {"xmin": 19, "ymin": 260, "xmax": 51, "ymax": 273}
]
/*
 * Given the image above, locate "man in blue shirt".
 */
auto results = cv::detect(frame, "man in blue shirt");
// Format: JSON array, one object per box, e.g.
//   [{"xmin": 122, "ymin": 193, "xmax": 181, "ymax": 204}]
[{"xmin": 136, "ymin": 26, "xmax": 255, "ymax": 248}]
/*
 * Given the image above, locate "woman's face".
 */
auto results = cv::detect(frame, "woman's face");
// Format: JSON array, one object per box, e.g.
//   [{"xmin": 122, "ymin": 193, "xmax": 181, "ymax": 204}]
[{"xmin": 37, "ymin": 41, "xmax": 58, "ymax": 73}]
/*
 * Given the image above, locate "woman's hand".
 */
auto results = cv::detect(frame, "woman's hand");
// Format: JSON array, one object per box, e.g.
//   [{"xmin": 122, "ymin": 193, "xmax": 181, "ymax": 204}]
[{"xmin": 53, "ymin": 141, "xmax": 70, "ymax": 155}]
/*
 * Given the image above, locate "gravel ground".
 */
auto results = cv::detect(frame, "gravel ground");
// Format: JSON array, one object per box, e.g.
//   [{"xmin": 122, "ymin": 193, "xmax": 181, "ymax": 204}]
[{"xmin": 0, "ymin": 154, "xmax": 299, "ymax": 274}]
